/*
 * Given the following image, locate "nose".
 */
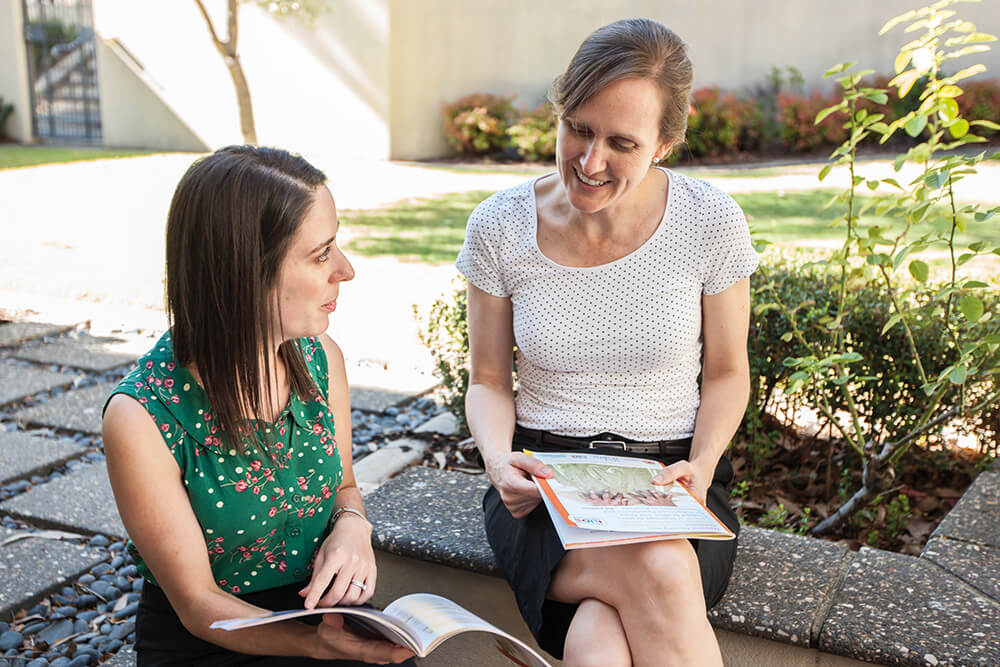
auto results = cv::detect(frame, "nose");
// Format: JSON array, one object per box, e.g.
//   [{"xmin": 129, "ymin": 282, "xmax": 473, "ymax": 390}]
[
  {"xmin": 329, "ymin": 247, "xmax": 355, "ymax": 283},
  {"xmin": 581, "ymin": 139, "xmax": 605, "ymax": 175}
]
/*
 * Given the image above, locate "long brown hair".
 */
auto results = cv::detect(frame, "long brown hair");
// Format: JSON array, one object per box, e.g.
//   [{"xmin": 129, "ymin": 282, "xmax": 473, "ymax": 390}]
[{"xmin": 166, "ymin": 145, "xmax": 326, "ymax": 450}]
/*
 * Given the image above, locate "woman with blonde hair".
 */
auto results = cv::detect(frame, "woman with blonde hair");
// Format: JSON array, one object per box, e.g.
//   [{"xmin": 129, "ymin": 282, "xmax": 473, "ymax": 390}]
[{"xmin": 459, "ymin": 18, "xmax": 756, "ymax": 666}]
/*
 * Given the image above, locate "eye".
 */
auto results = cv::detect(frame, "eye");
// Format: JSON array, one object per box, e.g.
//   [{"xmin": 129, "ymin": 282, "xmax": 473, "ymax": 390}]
[
  {"xmin": 611, "ymin": 139, "xmax": 637, "ymax": 153},
  {"xmin": 567, "ymin": 121, "xmax": 591, "ymax": 137},
  {"xmin": 317, "ymin": 247, "xmax": 331, "ymax": 263}
]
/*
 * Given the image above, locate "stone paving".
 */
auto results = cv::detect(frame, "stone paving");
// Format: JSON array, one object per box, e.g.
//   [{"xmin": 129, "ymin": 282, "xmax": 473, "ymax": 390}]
[{"xmin": 0, "ymin": 319, "xmax": 450, "ymax": 665}]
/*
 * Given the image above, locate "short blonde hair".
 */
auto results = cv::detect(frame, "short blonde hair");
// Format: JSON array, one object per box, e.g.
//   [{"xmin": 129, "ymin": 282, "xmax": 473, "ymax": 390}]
[{"xmin": 549, "ymin": 18, "xmax": 693, "ymax": 151}]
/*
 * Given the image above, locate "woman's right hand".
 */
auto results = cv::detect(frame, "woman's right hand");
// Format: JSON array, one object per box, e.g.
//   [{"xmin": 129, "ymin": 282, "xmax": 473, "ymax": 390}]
[
  {"xmin": 485, "ymin": 452, "xmax": 553, "ymax": 518},
  {"xmin": 315, "ymin": 614, "xmax": 414, "ymax": 664}
]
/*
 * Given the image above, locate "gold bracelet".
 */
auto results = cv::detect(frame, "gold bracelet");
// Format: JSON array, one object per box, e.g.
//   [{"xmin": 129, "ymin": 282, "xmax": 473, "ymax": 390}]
[{"xmin": 331, "ymin": 506, "xmax": 369, "ymax": 527}]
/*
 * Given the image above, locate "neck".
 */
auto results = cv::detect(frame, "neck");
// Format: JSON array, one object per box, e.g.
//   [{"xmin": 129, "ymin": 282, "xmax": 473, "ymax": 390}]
[{"xmin": 565, "ymin": 167, "xmax": 665, "ymax": 239}]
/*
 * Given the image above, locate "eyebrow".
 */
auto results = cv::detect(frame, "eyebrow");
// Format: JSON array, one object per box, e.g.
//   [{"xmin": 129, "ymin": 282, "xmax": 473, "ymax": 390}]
[
  {"xmin": 566, "ymin": 117, "xmax": 640, "ymax": 145},
  {"xmin": 308, "ymin": 235, "xmax": 336, "ymax": 255}
]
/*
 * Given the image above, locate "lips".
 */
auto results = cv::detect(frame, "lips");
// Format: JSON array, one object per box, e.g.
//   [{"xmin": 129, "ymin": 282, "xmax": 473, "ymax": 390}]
[
  {"xmin": 321, "ymin": 299, "xmax": 337, "ymax": 312},
  {"xmin": 573, "ymin": 166, "xmax": 610, "ymax": 187}
]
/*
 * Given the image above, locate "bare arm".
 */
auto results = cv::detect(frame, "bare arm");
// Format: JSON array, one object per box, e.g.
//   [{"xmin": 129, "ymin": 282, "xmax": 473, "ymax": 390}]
[
  {"xmin": 466, "ymin": 283, "xmax": 551, "ymax": 518},
  {"xmin": 654, "ymin": 278, "xmax": 751, "ymax": 500},
  {"xmin": 103, "ymin": 395, "xmax": 410, "ymax": 663}
]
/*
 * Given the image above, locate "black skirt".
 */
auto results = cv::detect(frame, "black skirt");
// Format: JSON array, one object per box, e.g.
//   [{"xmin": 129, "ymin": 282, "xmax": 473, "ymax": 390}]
[
  {"xmin": 136, "ymin": 580, "xmax": 416, "ymax": 666},
  {"xmin": 483, "ymin": 430, "xmax": 740, "ymax": 660}
]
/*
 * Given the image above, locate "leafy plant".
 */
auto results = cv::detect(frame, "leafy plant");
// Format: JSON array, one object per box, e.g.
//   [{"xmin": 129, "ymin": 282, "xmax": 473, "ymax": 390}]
[
  {"xmin": 778, "ymin": 91, "xmax": 848, "ymax": 152},
  {"xmin": 415, "ymin": 283, "xmax": 470, "ymax": 428},
  {"xmin": 508, "ymin": 103, "xmax": 557, "ymax": 161},
  {"xmin": 757, "ymin": 0, "xmax": 1000, "ymax": 536},
  {"xmin": 0, "ymin": 97, "xmax": 13, "ymax": 141},
  {"xmin": 442, "ymin": 93, "xmax": 516, "ymax": 156},
  {"xmin": 686, "ymin": 87, "xmax": 746, "ymax": 157}
]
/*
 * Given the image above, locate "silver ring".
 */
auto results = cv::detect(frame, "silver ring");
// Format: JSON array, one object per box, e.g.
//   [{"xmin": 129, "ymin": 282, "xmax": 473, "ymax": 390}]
[{"xmin": 350, "ymin": 579, "xmax": 367, "ymax": 591}]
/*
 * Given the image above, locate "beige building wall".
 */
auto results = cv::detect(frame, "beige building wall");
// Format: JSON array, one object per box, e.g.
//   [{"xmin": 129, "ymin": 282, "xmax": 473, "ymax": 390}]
[
  {"xmin": 0, "ymin": 0, "xmax": 33, "ymax": 142},
  {"xmin": 388, "ymin": 0, "xmax": 1000, "ymax": 160},
  {"xmin": 91, "ymin": 0, "xmax": 389, "ymax": 160},
  {"xmin": 95, "ymin": 38, "xmax": 209, "ymax": 151}
]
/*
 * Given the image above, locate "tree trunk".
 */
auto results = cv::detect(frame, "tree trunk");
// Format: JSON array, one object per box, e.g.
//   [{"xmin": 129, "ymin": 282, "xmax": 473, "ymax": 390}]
[
  {"xmin": 194, "ymin": 0, "xmax": 258, "ymax": 145},
  {"xmin": 226, "ymin": 54, "xmax": 257, "ymax": 145}
]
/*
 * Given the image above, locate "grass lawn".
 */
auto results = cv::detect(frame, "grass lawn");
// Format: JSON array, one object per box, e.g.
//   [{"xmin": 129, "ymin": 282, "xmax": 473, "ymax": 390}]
[
  {"xmin": 342, "ymin": 190, "xmax": 494, "ymax": 264},
  {"xmin": 342, "ymin": 188, "xmax": 999, "ymax": 265},
  {"xmin": 0, "ymin": 145, "xmax": 162, "ymax": 170}
]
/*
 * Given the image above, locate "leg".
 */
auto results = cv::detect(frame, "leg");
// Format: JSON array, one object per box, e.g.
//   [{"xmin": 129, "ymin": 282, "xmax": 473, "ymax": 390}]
[
  {"xmin": 549, "ymin": 540, "xmax": 722, "ymax": 667},
  {"xmin": 561, "ymin": 598, "xmax": 631, "ymax": 667}
]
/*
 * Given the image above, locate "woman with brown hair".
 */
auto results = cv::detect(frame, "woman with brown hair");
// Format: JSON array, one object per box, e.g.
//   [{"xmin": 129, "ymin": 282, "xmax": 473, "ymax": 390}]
[
  {"xmin": 458, "ymin": 18, "xmax": 757, "ymax": 666},
  {"xmin": 103, "ymin": 146, "xmax": 414, "ymax": 665}
]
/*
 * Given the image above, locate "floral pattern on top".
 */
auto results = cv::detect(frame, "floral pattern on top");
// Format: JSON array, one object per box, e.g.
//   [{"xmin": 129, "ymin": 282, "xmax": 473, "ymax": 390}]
[{"xmin": 106, "ymin": 331, "xmax": 344, "ymax": 594}]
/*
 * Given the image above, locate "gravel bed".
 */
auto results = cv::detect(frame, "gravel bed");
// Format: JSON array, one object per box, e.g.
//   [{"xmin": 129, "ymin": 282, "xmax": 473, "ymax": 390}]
[{"xmin": 0, "ymin": 537, "xmax": 138, "ymax": 666}]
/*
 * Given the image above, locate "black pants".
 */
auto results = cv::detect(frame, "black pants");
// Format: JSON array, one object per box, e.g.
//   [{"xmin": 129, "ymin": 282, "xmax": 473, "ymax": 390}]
[{"xmin": 136, "ymin": 580, "xmax": 416, "ymax": 666}]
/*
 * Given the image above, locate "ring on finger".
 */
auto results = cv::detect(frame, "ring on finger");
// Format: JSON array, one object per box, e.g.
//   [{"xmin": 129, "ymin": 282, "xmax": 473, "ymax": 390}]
[{"xmin": 349, "ymin": 579, "xmax": 368, "ymax": 591}]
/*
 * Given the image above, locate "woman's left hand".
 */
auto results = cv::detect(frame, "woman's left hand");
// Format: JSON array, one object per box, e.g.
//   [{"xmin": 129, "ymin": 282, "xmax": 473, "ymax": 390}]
[
  {"xmin": 299, "ymin": 514, "xmax": 375, "ymax": 609},
  {"xmin": 652, "ymin": 459, "xmax": 715, "ymax": 504}
]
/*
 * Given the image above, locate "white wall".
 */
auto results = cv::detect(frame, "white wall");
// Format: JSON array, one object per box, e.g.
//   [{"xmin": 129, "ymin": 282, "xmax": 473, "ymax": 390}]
[
  {"xmin": 92, "ymin": 0, "xmax": 389, "ymax": 160},
  {"xmin": 96, "ymin": 37, "xmax": 210, "ymax": 151},
  {"xmin": 0, "ymin": 0, "xmax": 33, "ymax": 142},
  {"xmin": 388, "ymin": 0, "xmax": 1000, "ymax": 160}
]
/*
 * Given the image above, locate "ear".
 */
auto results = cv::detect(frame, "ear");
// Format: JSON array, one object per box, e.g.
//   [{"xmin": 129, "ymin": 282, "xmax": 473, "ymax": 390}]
[{"xmin": 652, "ymin": 141, "xmax": 673, "ymax": 164}]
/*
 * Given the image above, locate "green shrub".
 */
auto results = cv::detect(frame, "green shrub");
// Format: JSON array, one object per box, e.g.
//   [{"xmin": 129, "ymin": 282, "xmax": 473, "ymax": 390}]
[
  {"xmin": 441, "ymin": 93, "xmax": 516, "ymax": 156},
  {"xmin": 508, "ymin": 102, "xmax": 557, "ymax": 161},
  {"xmin": 686, "ymin": 87, "xmax": 745, "ymax": 158},
  {"xmin": 415, "ymin": 283, "xmax": 469, "ymax": 428},
  {"xmin": 777, "ymin": 91, "xmax": 847, "ymax": 152},
  {"xmin": 0, "ymin": 97, "xmax": 13, "ymax": 141}
]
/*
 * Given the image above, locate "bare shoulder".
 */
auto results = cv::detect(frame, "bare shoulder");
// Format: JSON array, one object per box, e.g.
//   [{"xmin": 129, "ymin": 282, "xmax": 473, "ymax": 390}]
[
  {"xmin": 103, "ymin": 393, "xmax": 158, "ymax": 443},
  {"xmin": 102, "ymin": 393, "xmax": 180, "ymax": 474}
]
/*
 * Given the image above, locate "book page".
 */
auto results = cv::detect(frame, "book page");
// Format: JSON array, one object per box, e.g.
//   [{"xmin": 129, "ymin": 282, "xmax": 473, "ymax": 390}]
[
  {"xmin": 209, "ymin": 606, "xmax": 418, "ymax": 652},
  {"xmin": 382, "ymin": 594, "xmax": 551, "ymax": 666},
  {"xmin": 528, "ymin": 450, "xmax": 733, "ymax": 539}
]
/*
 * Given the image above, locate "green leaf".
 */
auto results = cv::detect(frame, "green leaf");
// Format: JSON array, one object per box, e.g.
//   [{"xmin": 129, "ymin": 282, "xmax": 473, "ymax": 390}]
[
  {"xmin": 957, "ymin": 252, "xmax": 974, "ymax": 266},
  {"xmin": 881, "ymin": 9, "xmax": 919, "ymax": 35},
  {"xmin": 983, "ymin": 334, "xmax": 1000, "ymax": 345},
  {"xmin": 868, "ymin": 92, "xmax": 889, "ymax": 104},
  {"xmin": 893, "ymin": 50, "xmax": 912, "ymax": 73},
  {"xmin": 964, "ymin": 281, "xmax": 988, "ymax": 289},
  {"xmin": 949, "ymin": 365, "xmax": 968, "ymax": 385},
  {"xmin": 969, "ymin": 241, "xmax": 988, "ymax": 252},
  {"xmin": 950, "ymin": 118, "xmax": 970, "ymax": 139},
  {"xmin": 898, "ymin": 71, "xmax": 921, "ymax": 97},
  {"xmin": 824, "ymin": 63, "xmax": 852, "ymax": 77},
  {"xmin": 839, "ymin": 352, "xmax": 863, "ymax": 363},
  {"xmin": 972, "ymin": 120, "xmax": 1000, "ymax": 130},
  {"xmin": 938, "ymin": 85, "xmax": 963, "ymax": 98},
  {"xmin": 940, "ymin": 98, "xmax": 960, "ymax": 121},
  {"xmin": 924, "ymin": 170, "xmax": 950, "ymax": 189},
  {"xmin": 894, "ymin": 153, "xmax": 907, "ymax": 171},
  {"xmin": 881, "ymin": 177, "xmax": 904, "ymax": 190},
  {"xmin": 909, "ymin": 259, "xmax": 930, "ymax": 283},
  {"xmin": 818, "ymin": 164, "xmax": 833, "ymax": 182},
  {"xmin": 866, "ymin": 179, "xmax": 880, "ymax": 191},
  {"xmin": 960, "ymin": 295, "xmax": 984, "ymax": 322},
  {"xmin": 905, "ymin": 114, "xmax": 928, "ymax": 137},
  {"xmin": 881, "ymin": 313, "xmax": 904, "ymax": 335},
  {"xmin": 780, "ymin": 332, "xmax": 794, "ymax": 343},
  {"xmin": 815, "ymin": 105, "xmax": 842, "ymax": 125},
  {"xmin": 782, "ymin": 357, "xmax": 801, "ymax": 367}
]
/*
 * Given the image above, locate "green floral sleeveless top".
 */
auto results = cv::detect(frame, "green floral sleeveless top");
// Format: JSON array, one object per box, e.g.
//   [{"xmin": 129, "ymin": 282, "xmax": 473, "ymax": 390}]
[{"xmin": 107, "ymin": 331, "xmax": 344, "ymax": 594}]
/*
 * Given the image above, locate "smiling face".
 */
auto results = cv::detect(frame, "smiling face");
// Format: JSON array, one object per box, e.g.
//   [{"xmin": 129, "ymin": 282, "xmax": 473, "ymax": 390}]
[
  {"xmin": 272, "ymin": 185, "xmax": 355, "ymax": 341},
  {"xmin": 556, "ymin": 77, "xmax": 671, "ymax": 215}
]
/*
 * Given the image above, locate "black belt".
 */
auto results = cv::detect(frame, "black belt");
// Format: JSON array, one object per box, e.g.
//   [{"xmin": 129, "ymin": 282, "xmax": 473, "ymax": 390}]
[{"xmin": 514, "ymin": 426, "xmax": 691, "ymax": 456}]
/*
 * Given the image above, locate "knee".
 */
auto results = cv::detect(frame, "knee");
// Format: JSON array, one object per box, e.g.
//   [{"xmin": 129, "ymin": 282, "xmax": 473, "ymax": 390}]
[{"xmin": 628, "ymin": 541, "xmax": 701, "ymax": 598}]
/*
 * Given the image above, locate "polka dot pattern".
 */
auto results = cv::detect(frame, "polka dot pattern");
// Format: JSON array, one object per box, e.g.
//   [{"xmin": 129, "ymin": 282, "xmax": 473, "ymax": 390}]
[{"xmin": 456, "ymin": 168, "xmax": 758, "ymax": 440}]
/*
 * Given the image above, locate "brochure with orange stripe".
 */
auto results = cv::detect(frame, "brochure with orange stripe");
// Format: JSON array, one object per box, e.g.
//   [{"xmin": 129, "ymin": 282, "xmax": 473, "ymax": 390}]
[{"xmin": 525, "ymin": 450, "xmax": 735, "ymax": 549}]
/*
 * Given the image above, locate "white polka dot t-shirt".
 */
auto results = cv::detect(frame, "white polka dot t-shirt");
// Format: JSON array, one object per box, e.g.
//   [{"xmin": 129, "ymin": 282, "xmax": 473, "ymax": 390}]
[{"xmin": 456, "ymin": 168, "xmax": 758, "ymax": 441}]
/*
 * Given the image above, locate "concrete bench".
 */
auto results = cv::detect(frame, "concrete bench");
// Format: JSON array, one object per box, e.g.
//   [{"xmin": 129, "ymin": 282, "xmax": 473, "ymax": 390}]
[{"xmin": 365, "ymin": 466, "xmax": 1000, "ymax": 667}]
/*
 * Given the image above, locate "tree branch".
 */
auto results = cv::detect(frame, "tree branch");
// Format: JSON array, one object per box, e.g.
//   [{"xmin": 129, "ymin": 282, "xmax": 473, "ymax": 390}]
[{"xmin": 193, "ymin": 0, "xmax": 226, "ymax": 51}]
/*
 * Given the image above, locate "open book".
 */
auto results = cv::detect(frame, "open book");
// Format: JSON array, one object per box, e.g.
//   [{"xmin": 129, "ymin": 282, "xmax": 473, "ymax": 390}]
[
  {"xmin": 526, "ymin": 449, "xmax": 735, "ymax": 549},
  {"xmin": 210, "ymin": 592, "xmax": 551, "ymax": 666}
]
